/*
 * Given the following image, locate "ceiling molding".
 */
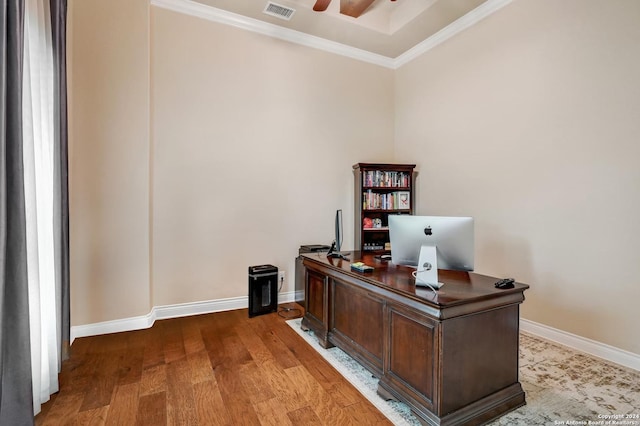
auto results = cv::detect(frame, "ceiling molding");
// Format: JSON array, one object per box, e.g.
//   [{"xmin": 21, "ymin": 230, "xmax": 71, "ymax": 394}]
[
  {"xmin": 393, "ymin": 0, "xmax": 513, "ymax": 68},
  {"xmin": 150, "ymin": 0, "xmax": 513, "ymax": 70},
  {"xmin": 151, "ymin": 0, "xmax": 395, "ymax": 68}
]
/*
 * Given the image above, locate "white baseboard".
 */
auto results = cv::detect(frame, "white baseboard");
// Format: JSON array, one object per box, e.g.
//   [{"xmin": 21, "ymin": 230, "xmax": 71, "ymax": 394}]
[
  {"xmin": 71, "ymin": 295, "xmax": 638, "ymax": 372},
  {"xmin": 520, "ymin": 318, "xmax": 640, "ymax": 372},
  {"xmin": 70, "ymin": 291, "xmax": 296, "ymax": 342}
]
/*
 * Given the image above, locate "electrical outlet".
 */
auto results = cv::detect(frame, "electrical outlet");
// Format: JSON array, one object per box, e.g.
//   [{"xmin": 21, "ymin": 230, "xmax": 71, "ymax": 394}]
[{"xmin": 278, "ymin": 271, "xmax": 285, "ymax": 288}]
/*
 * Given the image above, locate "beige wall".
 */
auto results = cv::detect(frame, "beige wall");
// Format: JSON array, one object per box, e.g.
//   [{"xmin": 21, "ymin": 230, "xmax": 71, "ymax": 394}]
[
  {"xmin": 395, "ymin": 0, "xmax": 640, "ymax": 354},
  {"xmin": 150, "ymin": 8, "xmax": 394, "ymax": 305},
  {"xmin": 69, "ymin": 0, "xmax": 640, "ymax": 356},
  {"xmin": 68, "ymin": 0, "xmax": 152, "ymax": 323}
]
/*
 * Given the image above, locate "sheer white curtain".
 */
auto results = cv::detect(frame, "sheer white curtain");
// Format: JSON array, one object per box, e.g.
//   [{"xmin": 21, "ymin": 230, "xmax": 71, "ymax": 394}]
[{"xmin": 22, "ymin": 0, "xmax": 60, "ymax": 415}]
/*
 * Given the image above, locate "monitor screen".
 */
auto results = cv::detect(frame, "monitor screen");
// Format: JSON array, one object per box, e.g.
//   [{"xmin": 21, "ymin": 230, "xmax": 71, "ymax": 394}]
[
  {"xmin": 335, "ymin": 209, "xmax": 343, "ymax": 252},
  {"xmin": 327, "ymin": 209, "xmax": 349, "ymax": 260},
  {"xmin": 388, "ymin": 215, "xmax": 474, "ymax": 271}
]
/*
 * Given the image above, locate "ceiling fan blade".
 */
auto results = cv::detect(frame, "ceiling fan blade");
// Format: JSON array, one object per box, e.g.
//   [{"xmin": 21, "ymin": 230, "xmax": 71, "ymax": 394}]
[
  {"xmin": 340, "ymin": 0, "xmax": 375, "ymax": 18},
  {"xmin": 313, "ymin": 0, "xmax": 331, "ymax": 12}
]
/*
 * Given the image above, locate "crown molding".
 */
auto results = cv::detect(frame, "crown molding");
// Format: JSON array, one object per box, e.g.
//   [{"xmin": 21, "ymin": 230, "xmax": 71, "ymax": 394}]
[
  {"xmin": 393, "ymin": 0, "xmax": 513, "ymax": 68},
  {"xmin": 151, "ymin": 0, "xmax": 512, "ymax": 69},
  {"xmin": 150, "ymin": 0, "xmax": 395, "ymax": 68}
]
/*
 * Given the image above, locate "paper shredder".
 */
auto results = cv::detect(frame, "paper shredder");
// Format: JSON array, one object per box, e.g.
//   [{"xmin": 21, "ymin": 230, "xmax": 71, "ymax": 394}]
[{"xmin": 248, "ymin": 264, "xmax": 278, "ymax": 317}]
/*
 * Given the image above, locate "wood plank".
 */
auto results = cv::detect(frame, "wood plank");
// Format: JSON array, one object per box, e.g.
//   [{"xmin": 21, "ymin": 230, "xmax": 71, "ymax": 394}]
[
  {"xmin": 180, "ymin": 315, "xmax": 206, "ymax": 354},
  {"xmin": 286, "ymin": 406, "xmax": 323, "ymax": 425},
  {"xmin": 75, "ymin": 405, "xmax": 109, "ymax": 425},
  {"xmin": 201, "ymin": 313, "xmax": 251, "ymax": 369},
  {"xmin": 105, "ymin": 382, "xmax": 139, "ymax": 425},
  {"xmin": 160, "ymin": 319, "xmax": 186, "ymax": 364},
  {"xmin": 193, "ymin": 379, "xmax": 230, "ymax": 426},
  {"xmin": 284, "ymin": 364, "xmax": 357, "ymax": 425},
  {"xmin": 248, "ymin": 315, "xmax": 301, "ymax": 370},
  {"xmin": 237, "ymin": 362, "xmax": 277, "ymax": 404},
  {"xmin": 221, "ymin": 332, "xmax": 254, "ymax": 366},
  {"xmin": 255, "ymin": 359, "xmax": 308, "ymax": 413},
  {"xmin": 326, "ymin": 381, "xmax": 370, "ymax": 408},
  {"xmin": 253, "ymin": 397, "xmax": 293, "ymax": 426},
  {"xmin": 117, "ymin": 345, "xmax": 144, "ymax": 386},
  {"xmin": 57, "ymin": 339, "xmax": 102, "ymax": 397},
  {"xmin": 35, "ymin": 392, "xmax": 58, "ymax": 422},
  {"xmin": 165, "ymin": 358, "xmax": 197, "ymax": 425},
  {"xmin": 78, "ymin": 346, "xmax": 121, "ymax": 412},
  {"xmin": 140, "ymin": 327, "xmax": 165, "ymax": 370},
  {"xmin": 135, "ymin": 392, "xmax": 166, "ymax": 426},
  {"xmin": 186, "ymin": 349, "xmax": 215, "ymax": 384},
  {"xmin": 214, "ymin": 364, "xmax": 262, "ymax": 425},
  {"xmin": 234, "ymin": 317, "xmax": 278, "ymax": 367},
  {"xmin": 139, "ymin": 363, "xmax": 167, "ymax": 396},
  {"xmin": 36, "ymin": 392, "xmax": 84, "ymax": 426}
]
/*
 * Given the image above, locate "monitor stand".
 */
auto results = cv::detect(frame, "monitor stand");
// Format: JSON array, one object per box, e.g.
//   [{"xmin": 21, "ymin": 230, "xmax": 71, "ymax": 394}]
[
  {"xmin": 415, "ymin": 245, "xmax": 442, "ymax": 289},
  {"xmin": 327, "ymin": 241, "xmax": 350, "ymax": 260}
]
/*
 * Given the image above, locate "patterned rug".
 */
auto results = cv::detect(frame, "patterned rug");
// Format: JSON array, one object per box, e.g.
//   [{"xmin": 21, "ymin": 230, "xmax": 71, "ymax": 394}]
[{"xmin": 286, "ymin": 318, "xmax": 640, "ymax": 426}]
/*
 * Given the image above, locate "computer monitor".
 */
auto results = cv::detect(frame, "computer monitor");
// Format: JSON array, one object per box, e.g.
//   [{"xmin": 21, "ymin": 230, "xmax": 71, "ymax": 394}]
[
  {"xmin": 388, "ymin": 215, "xmax": 474, "ymax": 289},
  {"xmin": 327, "ymin": 209, "xmax": 349, "ymax": 260}
]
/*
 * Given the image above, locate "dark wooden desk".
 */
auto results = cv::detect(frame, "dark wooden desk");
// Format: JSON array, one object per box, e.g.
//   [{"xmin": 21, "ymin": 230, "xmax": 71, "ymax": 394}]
[{"xmin": 300, "ymin": 251, "xmax": 529, "ymax": 426}]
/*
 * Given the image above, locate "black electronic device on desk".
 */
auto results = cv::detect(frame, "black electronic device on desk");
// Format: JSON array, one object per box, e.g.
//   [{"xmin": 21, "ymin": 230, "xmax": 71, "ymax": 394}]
[
  {"xmin": 495, "ymin": 278, "xmax": 515, "ymax": 289},
  {"xmin": 299, "ymin": 244, "xmax": 330, "ymax": 253},
  {"xmin": 376, "ymin": 254, "xmax": 392, "ymax": 261},
  {"xmin": 326, "ymin": 209, "xmax": 349, "ymax": 260}
]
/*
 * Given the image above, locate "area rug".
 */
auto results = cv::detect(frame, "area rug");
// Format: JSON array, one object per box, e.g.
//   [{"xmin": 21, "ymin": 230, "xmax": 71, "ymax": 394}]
[{"xmin": 286, "ymin": 318, "xmax": 640, "ymax": 425}]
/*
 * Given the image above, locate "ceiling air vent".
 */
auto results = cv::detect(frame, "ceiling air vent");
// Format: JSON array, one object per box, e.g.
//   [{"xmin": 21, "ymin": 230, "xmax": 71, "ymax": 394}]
[{"xmin": 263, "ymin": 2, "xmax": 296, "ymax": 21}]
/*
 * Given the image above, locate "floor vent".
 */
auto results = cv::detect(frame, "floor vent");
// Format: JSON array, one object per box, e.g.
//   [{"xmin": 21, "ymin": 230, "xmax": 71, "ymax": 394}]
[{"xmin": 263, "ymin": 2, "xmax": 296, "ymax": 20}]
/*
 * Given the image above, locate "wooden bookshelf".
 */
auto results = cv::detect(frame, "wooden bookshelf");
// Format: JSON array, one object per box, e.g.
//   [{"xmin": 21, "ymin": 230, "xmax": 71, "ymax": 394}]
[{"xmin": 353, "ymin": 163, "xmax": 416, "ymax": 254}]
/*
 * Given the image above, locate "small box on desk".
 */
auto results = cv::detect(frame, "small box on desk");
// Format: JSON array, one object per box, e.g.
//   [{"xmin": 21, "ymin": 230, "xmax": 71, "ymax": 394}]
[{"xmin": 350, "ymin": 262, "xmax": 374, "ymax": 272}]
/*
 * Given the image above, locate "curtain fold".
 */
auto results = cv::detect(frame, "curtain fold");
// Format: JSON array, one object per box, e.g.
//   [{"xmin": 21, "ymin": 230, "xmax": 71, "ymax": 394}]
[
  {"xmin": 50, "ymin": 0, "xmax": 69, "ymax": 365},
  {"xmin": 22, "ymin": 0, "xmax": 69, "ymax": 414},
  {"xmin": 23, "ymin": 0, "xmax": 59, "ymax": 412},
  {"xmin": 0, "ymin": 1, "xmax": 36, "ymax": 425}
]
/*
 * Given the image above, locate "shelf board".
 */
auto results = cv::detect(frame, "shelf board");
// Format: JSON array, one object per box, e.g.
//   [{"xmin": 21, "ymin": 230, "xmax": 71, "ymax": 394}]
[
  {"xmin": 363, "ymin": 227, "xmax": 389, "ymax": 231},
  {"xmin": 363, "ymin": 209, "xmax": 411, "ymax": 213},
  {"xmin": 363, "ymin": 186, "xmax": 411, "ymax": 191}
]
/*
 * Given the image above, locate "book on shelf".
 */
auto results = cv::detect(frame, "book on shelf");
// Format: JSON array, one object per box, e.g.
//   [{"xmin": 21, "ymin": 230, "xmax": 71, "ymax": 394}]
[
  {"xmin": 362, "ymin": 170, "xmax": 410, "ymax": 188},
  {"xmin": 363, "ymin": 190, "xmax": 411, "ymax": 210}
]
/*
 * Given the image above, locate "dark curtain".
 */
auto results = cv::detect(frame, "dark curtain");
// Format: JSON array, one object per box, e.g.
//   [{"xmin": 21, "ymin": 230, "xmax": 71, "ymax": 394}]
[
  {"xmin": 0, "ymin": 1, "xmax": 35, "ymax": 425},
  {"xmin": 50, "ymin": 0, "xmax": 70, "ymax": 363}
]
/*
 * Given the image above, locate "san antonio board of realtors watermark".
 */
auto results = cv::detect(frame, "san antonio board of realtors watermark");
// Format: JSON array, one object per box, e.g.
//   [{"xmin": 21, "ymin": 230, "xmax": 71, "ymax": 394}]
[{"xmin": 554, "ymin": 413, "xmax": 639, "ymax": 425}]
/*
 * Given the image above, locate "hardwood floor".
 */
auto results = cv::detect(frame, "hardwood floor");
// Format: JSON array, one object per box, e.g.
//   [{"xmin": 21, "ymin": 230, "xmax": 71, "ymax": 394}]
[{"xmin": 35, "ymin": 304, "xmax": 392, "ymax": 425}]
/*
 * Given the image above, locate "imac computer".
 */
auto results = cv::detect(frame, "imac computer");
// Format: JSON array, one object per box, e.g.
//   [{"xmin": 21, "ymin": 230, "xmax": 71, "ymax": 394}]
[
  {"xmin": 327, "ymin": 209, "xmax": 349, "ymax": 260},
  {"xmin": 388, "ymin": 215, "xmax": 474, "ymax": 290}
]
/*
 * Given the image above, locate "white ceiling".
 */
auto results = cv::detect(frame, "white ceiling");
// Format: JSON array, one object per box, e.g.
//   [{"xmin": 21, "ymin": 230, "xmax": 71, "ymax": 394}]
[{"xmin": 155, "ymin": 0, "xmax": 512, "ymax": 65}]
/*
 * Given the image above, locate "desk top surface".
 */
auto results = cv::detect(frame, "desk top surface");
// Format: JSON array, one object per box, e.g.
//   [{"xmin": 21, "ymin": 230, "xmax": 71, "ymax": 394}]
[{"xmin": 301, "ymin": 251, "xmax": 529, "ymax": 307}]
